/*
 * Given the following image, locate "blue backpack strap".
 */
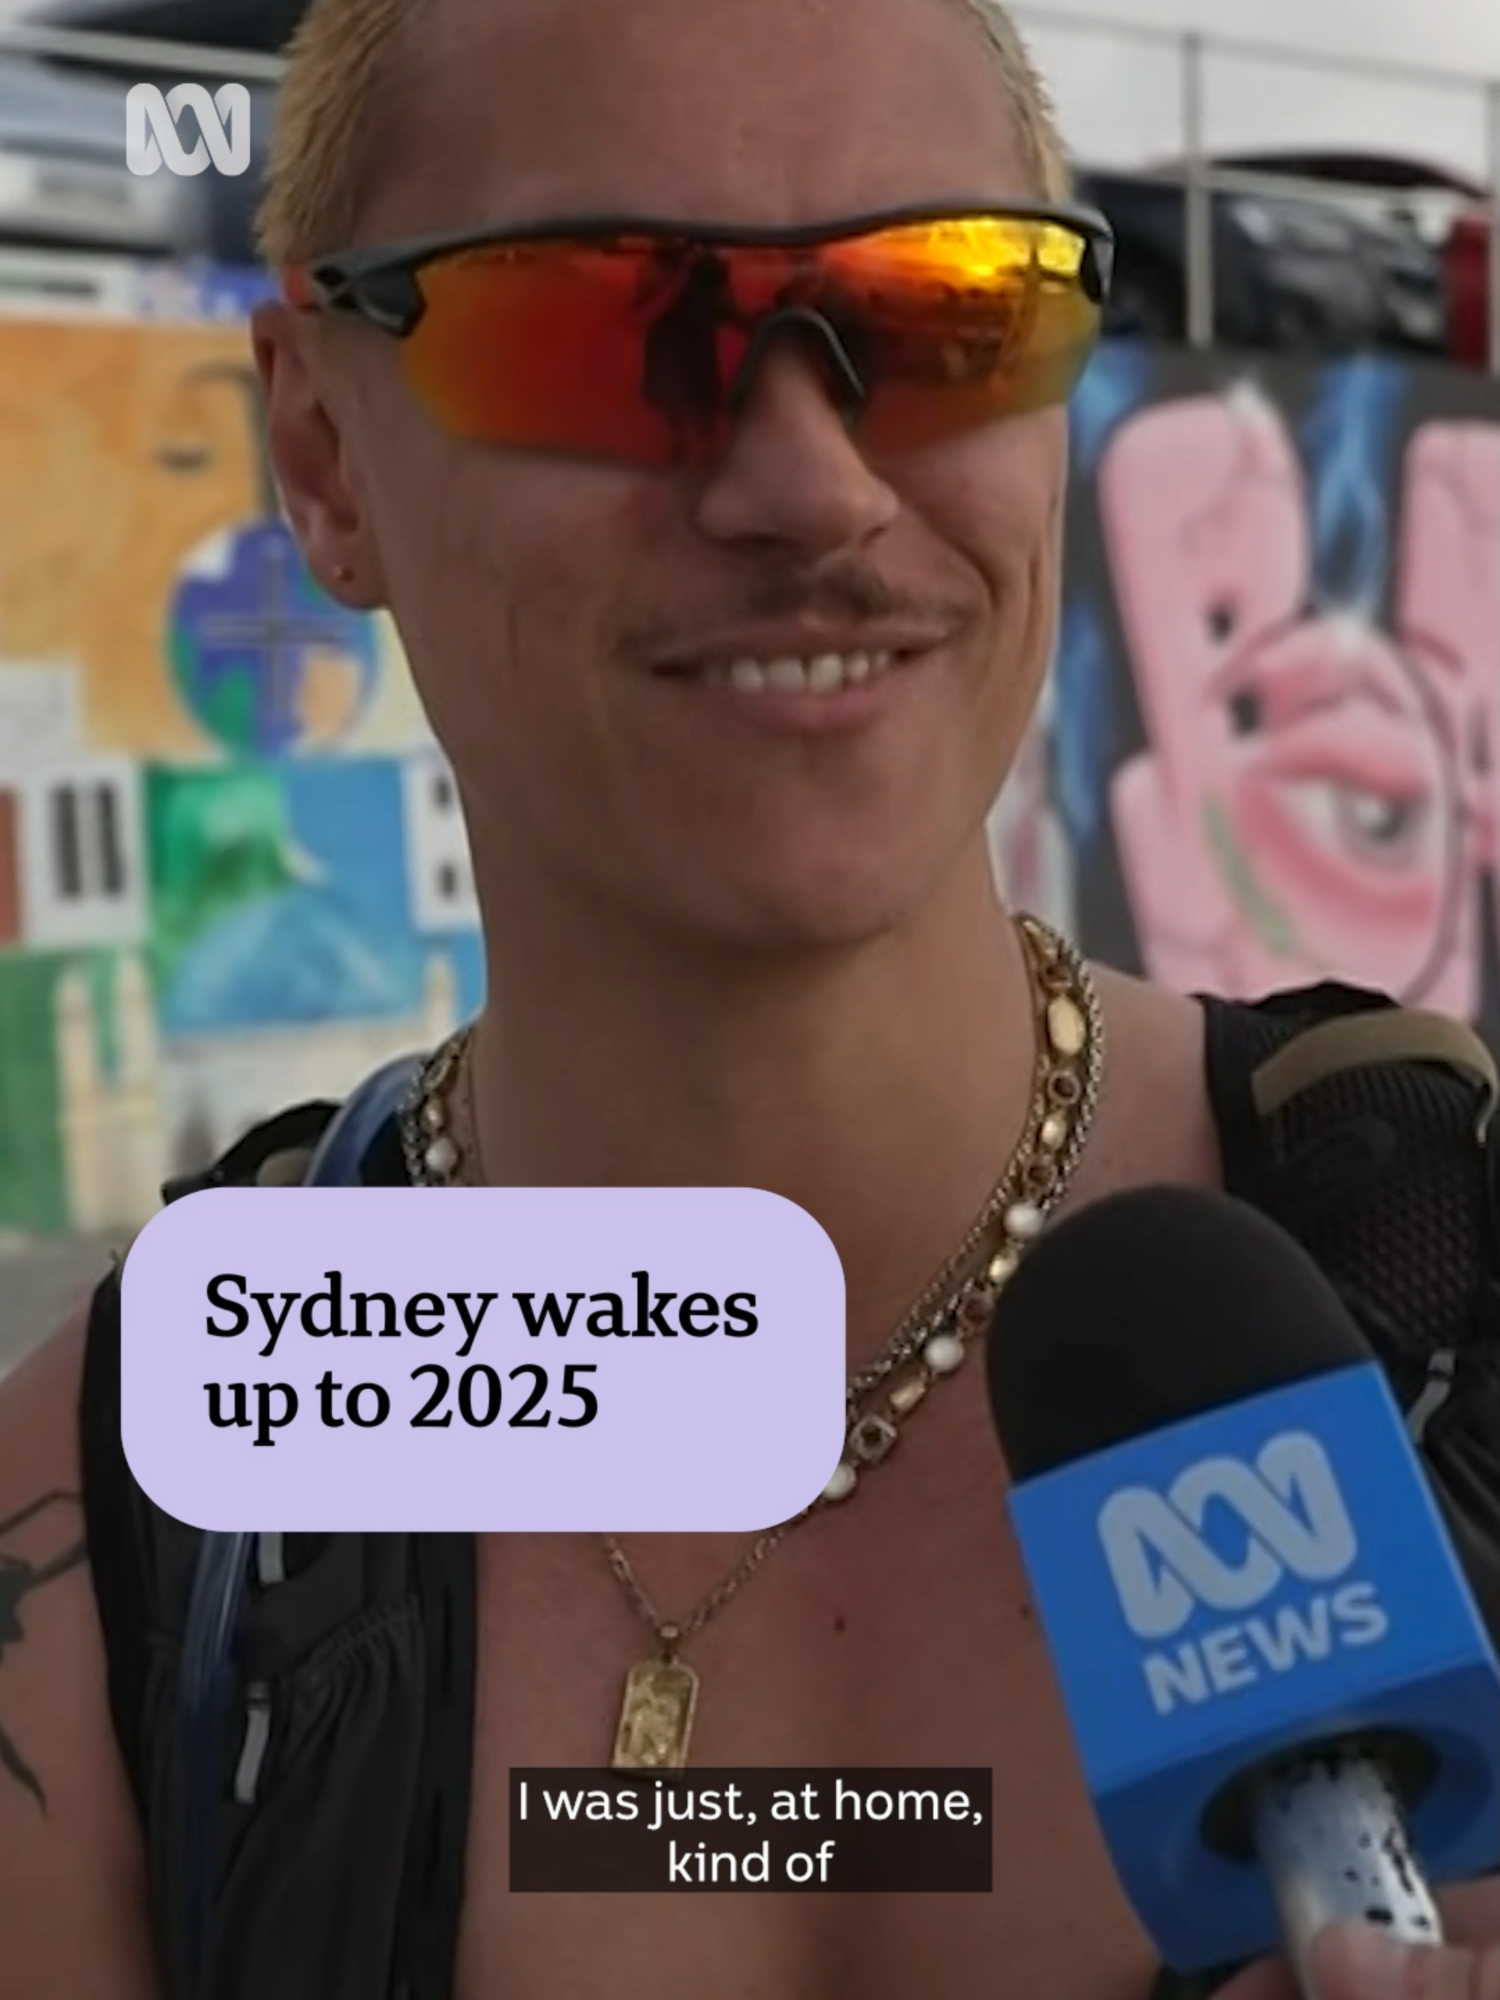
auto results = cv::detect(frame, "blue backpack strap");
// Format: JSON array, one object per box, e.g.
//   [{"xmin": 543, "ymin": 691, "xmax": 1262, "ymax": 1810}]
[{"xmin": 302, "ymin": 1056, "xmax": 425, "ymax": 1187}]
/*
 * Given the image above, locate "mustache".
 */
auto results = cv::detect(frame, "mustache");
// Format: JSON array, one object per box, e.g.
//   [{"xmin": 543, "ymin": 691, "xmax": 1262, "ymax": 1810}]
[
  {"xmin": 738, "ymin": 558, "xmax": 915, "ymax": 623},
  {"xmin": 623, "ymin": 556, "xmax": 974, "ymax": 653}
]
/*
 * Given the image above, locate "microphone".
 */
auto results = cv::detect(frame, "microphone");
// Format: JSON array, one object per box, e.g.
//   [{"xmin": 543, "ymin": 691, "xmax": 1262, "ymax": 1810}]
[{"xmin": 985, "ymin": 1186, "xmax": 1500, "ymax": 1993}]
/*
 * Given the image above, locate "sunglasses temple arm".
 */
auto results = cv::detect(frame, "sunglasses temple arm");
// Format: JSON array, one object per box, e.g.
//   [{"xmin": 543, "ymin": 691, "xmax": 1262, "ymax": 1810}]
[{"xmin": 281, "ymin": 262, "xmax": 371, "ymax": 320}]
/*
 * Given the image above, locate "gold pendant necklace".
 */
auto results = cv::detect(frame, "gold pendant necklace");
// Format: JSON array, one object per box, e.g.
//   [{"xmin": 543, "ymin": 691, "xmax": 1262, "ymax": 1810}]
[
  {"xmin": 611, "ymin": 1651, "xmax": 700, "ymax": 1771},
  {"xmin": 400, "ymin": 913, "xmax": 1105, "ymax": 1772}
]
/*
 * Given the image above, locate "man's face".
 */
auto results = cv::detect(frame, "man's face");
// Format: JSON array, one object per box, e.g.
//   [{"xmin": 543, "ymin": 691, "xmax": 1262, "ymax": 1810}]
[{"xmin": 262, "ymin": 0, "xmax": 1068, "ymax": 954}]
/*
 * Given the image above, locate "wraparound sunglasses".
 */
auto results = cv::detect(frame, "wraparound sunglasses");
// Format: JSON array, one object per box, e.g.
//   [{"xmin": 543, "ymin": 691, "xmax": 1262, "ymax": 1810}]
[{"xmin": 284, "ymin": 202, "xmax": 1114, "ymax": 468}]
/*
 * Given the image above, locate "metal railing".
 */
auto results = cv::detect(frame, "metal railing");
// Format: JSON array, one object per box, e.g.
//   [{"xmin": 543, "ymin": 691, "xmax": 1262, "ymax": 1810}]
[
  {"xmin": 0, "ymin": 20, "xmax": 281, "ymax": 81},
  {"xmin": 2, "ymin": 7, "xmax": 1499, "ymax": 374},
  {"xmin": 1014, "ymin": 3, "xmax": 1500, "ymax": 374}
]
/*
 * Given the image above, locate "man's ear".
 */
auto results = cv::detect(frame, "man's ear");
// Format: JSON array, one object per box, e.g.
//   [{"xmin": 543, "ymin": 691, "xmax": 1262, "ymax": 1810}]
[{"xmin": 251, "ymin": 301, "xmax": 385, "ymax": 605}]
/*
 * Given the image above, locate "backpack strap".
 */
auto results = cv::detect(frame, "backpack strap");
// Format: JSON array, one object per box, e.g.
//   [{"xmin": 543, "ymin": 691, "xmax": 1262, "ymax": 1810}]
[
  {"xmin": 1207, "ymin": 987, "xmax": 1495, "ymax": 1347},
  {"xmin": 1206, "ymin": 981, "xmax": 1500, "ymax": 1496},
  {"xmin": 79, "ymin": 1083, "xmax": 475, "ymax": 2000},
  {"xmin": 303, "ymin": 1056, "xmax": 424, "ymax": 1187},
  {"xmin": 159, "ymin": 1100, "xmax": 342, "ymax": 1205},
  {"xmin": 1248, "ymin": 1007, "xmax": 1498, "ymax": 1138}
]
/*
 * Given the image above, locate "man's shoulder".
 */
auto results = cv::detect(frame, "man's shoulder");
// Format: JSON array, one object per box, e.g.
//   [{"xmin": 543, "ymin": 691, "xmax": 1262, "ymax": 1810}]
[
  {"xmin": 1084, "ymin": 962, "xmax": 1498, "ymax": 1207},
  {"xmin": 1096, "ymin": 961, "xmax": 1407, "ymax": 1037},
  {"xmin": 1094, "ymin": 962, "xmax": 1495, "ymax": 1110},
  {"xmin": 1084, "ymin": 961, "xmax": 1392, "ymax": 1071}
]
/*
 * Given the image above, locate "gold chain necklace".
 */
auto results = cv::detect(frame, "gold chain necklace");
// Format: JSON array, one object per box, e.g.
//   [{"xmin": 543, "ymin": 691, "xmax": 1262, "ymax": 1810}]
[{"xmin": 399, "ymin": 913, "xmax": 1104, "ymax": 1770}]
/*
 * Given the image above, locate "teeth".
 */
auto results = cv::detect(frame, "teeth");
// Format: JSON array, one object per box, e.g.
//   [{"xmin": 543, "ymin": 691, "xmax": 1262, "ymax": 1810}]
[
  {"xmin": 715, "ymin": 651, "xmax": 898, "ymax": 695},
  {"xmin": 766, "ymin": 656, "xmax": 809, "ymax": 693}
]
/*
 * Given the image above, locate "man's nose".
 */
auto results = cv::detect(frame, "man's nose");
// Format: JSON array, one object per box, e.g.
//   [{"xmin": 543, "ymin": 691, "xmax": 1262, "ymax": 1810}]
[{"xmin": 690, "ymin": 328, "xmax": 899, "ymax": 557}]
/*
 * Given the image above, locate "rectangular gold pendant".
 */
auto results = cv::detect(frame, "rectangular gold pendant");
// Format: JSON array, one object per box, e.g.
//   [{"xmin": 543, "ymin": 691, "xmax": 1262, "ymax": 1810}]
[{"xmin": 611, "ymin": 1658, "xmax": 699, "ymax": 1770}]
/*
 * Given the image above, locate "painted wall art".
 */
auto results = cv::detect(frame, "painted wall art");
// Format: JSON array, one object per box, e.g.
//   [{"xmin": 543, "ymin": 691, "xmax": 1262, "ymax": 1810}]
[
  {"xmin": 0, "ymin": 260, "xmax": 479, "ymax": 1234},
  {"xmin": 1052, "ymin": 346, "xmax": 1500, "ymax": 1039}
]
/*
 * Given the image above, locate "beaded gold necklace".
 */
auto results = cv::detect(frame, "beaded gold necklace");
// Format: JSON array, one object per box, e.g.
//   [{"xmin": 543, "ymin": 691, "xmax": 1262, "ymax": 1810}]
[{"xmin": 400, "ymin": 913, "xmax": 1105, "ymax": 1768}]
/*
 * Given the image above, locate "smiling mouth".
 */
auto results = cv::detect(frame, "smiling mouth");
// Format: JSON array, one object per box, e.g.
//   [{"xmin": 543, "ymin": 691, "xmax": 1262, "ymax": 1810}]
[{"xmin": 658, "ymin": 648, "xmax": 912, "ymax": 695}]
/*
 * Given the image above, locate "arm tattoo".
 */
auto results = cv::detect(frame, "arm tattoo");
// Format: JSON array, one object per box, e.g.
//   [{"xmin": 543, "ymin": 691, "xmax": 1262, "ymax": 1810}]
[{"xmin": 0, "ymin": 1492, "xmax": 87, "ymax": 1814}]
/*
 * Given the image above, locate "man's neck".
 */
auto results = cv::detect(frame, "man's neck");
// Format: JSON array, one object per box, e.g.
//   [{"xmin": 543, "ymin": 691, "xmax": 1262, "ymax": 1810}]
[{"xmin": 467, "ymin": 845, "xmax": 1041, "ymax": 1360}]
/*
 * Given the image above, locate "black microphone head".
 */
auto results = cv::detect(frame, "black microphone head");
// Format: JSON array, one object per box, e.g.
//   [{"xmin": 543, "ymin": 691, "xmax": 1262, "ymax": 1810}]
[{"xmin": 986, "ymin": 1186, "xmax": 1373, "ymax": 1481}]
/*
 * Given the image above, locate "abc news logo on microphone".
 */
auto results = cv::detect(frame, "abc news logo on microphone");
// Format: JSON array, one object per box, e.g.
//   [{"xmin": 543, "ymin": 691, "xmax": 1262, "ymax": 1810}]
[
  {"xmin": 125, "ymin": 84, "xmax": 251, "ymax": 178},
  {"xmin": 1007, "ymin": 1363, "xmax": 1500, "ymax": 1971},
  {"xmin": 1098, "ymin": 1433, "xmax": 1386, "ymax": 1715}
]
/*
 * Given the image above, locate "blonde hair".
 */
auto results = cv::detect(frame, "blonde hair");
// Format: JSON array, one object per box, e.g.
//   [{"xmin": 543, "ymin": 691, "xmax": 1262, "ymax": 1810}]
[
  {"xmin": 956, "ymin": 0, "xmax": 1072, "ymax": 202},
  {"xmin": 257, "ymin": 0, "xmax": 1071, "ymax": 267}
]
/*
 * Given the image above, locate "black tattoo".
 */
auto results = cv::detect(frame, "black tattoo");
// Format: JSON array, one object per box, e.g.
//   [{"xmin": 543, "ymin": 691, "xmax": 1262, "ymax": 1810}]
[{"xmin": 0, "ymin": 1492, "xmax": 87, "ymax": 1813}]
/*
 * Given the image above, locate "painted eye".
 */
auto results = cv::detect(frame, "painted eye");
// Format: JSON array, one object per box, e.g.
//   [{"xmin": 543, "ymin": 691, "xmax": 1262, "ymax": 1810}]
[
  {"xmin": 1277, "ymin": 780, "xmax": 1434, "ymax": 871},
  {"xmin": 1341, "ymin": 789, "xmax": 1424, "ymax": 853}
]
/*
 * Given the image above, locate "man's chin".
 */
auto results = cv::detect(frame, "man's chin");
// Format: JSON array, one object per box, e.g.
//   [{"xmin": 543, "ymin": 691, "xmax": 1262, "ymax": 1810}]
[{"xmin": 641, "ymin": 861, "xmax": 948, "ymax": 963}]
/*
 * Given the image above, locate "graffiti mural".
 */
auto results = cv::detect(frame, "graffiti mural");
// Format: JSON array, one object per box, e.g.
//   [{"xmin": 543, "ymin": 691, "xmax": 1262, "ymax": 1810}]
[
  {"xmin": 0, "ymin": 260, "xmax": 481, "ymax": 1236},
  {"xmin": 1057, "ymin": 347, "xmax": 1500, "ymax": 1038}
]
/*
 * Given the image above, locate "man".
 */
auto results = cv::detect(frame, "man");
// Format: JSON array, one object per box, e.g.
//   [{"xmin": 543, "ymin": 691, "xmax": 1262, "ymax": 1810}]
[{"xmin": 0, "ymin": 0, "xmax": 1495, "ymax": 1994}]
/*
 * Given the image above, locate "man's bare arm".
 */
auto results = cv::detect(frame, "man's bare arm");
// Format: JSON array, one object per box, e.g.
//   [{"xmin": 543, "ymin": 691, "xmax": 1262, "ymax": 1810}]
[
  {"xmin": 0, "ymin": 1313, "xmax": 162, "ymax": 2000},
  {"xmin": 0, "ymin": 1486, "xmax": 87, "ymax": 1812}
]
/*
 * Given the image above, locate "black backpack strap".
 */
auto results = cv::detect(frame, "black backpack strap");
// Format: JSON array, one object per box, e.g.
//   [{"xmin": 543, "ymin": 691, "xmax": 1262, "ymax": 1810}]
[
  {"xmin": 78, "ymin": 1099, "xmax": 476, "ymax": 2000},
  {"xmin": 160, "ymin": 1100, "xmax": 342, "ymax": 1204},
  {"xmin": 1204, "ymin": 984, "xmax": 1500, "ymax": 1412},
  {"xmin": 1247, "ymin": 1010, "xmax": 1497, "ymax": 1136},
  {"xmin": 1206, "ymin": 982, "xmax": 1500, "ymax": 1623}
]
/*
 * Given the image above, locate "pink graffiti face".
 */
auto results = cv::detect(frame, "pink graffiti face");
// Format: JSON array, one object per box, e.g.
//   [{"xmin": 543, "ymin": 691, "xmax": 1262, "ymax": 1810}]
[
  {"xmin": 1101, "ymin": 388, "xmax": 1500, "ymax": 1013},
  {"xmin": 1211, "ymin": 615, "xmax": 1458, "ymax": 991}
]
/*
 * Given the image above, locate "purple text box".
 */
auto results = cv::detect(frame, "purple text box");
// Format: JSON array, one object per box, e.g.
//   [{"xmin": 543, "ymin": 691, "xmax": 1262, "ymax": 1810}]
[{"xmin": 121, "ymin": 1187, "xmax": 846, "ymax": 1531}]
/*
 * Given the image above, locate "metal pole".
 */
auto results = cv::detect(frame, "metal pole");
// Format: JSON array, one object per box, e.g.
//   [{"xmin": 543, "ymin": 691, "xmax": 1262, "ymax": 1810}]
[
  {"xmin": 1489, "ymin": 81, "xmax": 1500, "ymax": 377},
  {"xmin": 1182, "ymin": 32, "xmax": 1214, "ymax": 349}
]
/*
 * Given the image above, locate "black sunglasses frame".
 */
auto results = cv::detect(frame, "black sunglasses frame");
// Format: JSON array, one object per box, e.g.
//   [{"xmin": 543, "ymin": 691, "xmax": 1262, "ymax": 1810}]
[{"xmin": 286, "ymin": 200, "xmax": 1116, "ymax": 340}]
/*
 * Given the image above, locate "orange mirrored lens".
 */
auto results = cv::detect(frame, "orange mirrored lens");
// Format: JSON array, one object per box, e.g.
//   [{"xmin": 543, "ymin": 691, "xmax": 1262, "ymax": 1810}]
[
  {"xmin": 398, "ymin": 215, "xmax": 1102, "ymax": 466},
  {"xmin": 822, "ymin": 216, "xmax": 1101, "ymax": 451}
]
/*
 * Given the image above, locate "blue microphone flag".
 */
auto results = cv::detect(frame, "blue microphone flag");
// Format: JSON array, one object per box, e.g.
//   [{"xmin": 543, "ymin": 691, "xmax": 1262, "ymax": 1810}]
[{"xmin": 1007, "ymin": 1360, "xmax": 1500, "ymax": 1970}]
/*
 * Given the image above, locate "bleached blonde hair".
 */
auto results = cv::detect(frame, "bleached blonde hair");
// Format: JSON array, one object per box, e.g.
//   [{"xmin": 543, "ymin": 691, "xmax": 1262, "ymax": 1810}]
[{"xmin": 257, "ymin": 0, "xmax": 1071, "ymax": 267}]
